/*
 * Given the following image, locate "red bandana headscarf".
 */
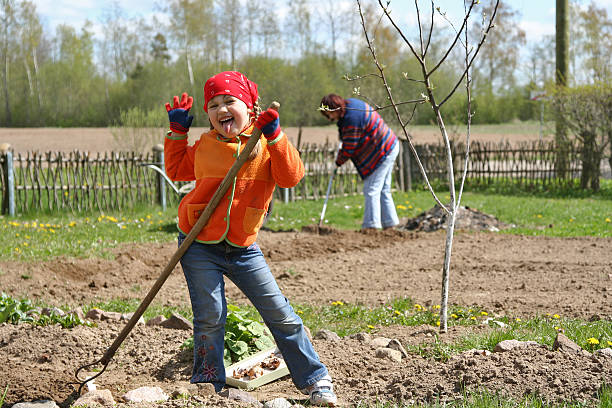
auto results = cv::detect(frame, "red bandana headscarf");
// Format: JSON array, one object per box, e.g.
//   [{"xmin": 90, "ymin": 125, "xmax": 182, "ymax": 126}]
[{"xmin": 203, "ymin": 71, "xmax": 259, "ymax": 113}]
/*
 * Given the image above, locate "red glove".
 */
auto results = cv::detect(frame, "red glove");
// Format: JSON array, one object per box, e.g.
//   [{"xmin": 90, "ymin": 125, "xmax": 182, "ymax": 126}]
[
  {"xmin": 165, "ymin": 92, "xmax": 194, "ymax": 134},
  {"xmin": 254, "ymin": 108, "xmax": 281, "ymax": 140}
]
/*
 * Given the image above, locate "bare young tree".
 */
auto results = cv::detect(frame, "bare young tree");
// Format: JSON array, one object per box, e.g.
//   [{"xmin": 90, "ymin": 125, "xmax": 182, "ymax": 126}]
[{"xmin": 352, "ymin": 0, "xmax": 499, "ymax": 332}]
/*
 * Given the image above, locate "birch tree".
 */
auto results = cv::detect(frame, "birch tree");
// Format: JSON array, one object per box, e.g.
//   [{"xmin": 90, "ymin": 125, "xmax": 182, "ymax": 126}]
[
  {"xmin": 350, "ymin": 0, "xmax": 499, "ymax": 332},
  {"xmin": 0, "ymin": 0, "xmax": 16, "ymax": 126}
]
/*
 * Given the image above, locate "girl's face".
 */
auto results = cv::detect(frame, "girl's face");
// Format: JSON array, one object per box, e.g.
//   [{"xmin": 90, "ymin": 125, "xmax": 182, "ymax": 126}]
[{"xmin": 207, "ymin": 94, "xmax": 252, "ymax": 138}]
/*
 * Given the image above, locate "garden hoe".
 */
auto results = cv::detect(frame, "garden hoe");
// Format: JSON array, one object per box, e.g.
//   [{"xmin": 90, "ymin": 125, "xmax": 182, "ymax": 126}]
[
  {"xmin": 73, "ymin": 102, "xmax": 280, "ymax": 394},
  {"xmin": 317, "ymin": 143, "xmax": 341, "ymax": 233}
]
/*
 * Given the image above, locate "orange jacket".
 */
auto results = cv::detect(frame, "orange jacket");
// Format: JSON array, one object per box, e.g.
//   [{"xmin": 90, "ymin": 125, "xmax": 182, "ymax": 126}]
[{"xmin": 164, "ymin": 125, "xmax": 304, "ymax": 247}]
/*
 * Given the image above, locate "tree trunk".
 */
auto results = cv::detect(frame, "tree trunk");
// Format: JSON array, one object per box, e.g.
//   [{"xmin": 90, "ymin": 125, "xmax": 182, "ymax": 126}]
[{"xmin": 555, "ymin": 0, "xmax": 569, "ymax": 177}]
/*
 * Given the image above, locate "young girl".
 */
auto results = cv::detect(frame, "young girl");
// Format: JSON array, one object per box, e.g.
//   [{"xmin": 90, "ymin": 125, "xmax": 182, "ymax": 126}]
[{"xmin": 164, "ymin": 71, "xmax": 337, "ymax": 405}]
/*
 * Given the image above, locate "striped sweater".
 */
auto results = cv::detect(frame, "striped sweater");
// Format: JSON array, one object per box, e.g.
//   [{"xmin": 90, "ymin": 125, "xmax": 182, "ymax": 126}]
[{"xmin": 335, "ymin": 98, "xmax": 397, "ymax": 179}]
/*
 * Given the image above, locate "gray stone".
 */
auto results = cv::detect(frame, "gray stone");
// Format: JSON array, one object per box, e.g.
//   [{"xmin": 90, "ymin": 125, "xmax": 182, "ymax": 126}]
[
  {"xmin": 196, "ymin": 383, "xmax": 216, "ymax": 396},
  {"xmin": 68, "ymin": 307, "xmax": 85, "ymax": 321},
  {"xmin": 100, "ymin": 311, "xmax": 122, "ymax": 321},
  {"xmin": 371, "ymin": 337, "xmax": 391, "ymax": 348},
  {"xmin": 160, "ymin": 313, "xmax": 193, "ymax": 330},
  {"xmin": 375, "ymin": 347, "xmax": 402, "ymax": 363},
  {"xmin": 349, "ymin": 332, "xmax": 371, "ymax": 343},
  {"xmin": 41, "ymin": 307, "xmax": 65, "ymax": 317},
  {"xmin": 314, "ymin": 329, "xmax": 341, "ymax": 342},
  {"xmin": 387, "ymin": 339, "xmax": 409, "ymax": 358},
  {"xmin": 219, "ymin": 388, "xmax": 263, "ymax": 407},
  {"xmin": 85, "ymin": 308, "xmax": 104, "ymax": 320},
  {"xmin": 120, "ymin": 312, "xmax": 145, "ymax": 325},
  {"xmin": 11, "ymin": 401, "xmax": 58, "ymax": 408},
  {"xmin": 72, "ymin": 389, "xmax": 115, "ymax": 407},
  {"xmin": 593, "ymin": 348, "xmax": 612, "ymax": 358},
  {"xmin": 122, "ymin": 386, "xmax": 169, "ymax": 403},
  {"xmin": 494, "ymin": 339, "xmax": 541, "ymax": 352},
  {"xmin": 552, "ymin": 333, "xmax": 589, "ymax": 355},
  {"xmin": 146, "ymin": 315, "xmax": 166, "ymax": 326},
  {"xmin": 264, "ymin": 397, "xmax": 293, "ymax": 408},
  {"xmin": 84, "ymin": 308, "xmax": 122, "ymax": 321}
]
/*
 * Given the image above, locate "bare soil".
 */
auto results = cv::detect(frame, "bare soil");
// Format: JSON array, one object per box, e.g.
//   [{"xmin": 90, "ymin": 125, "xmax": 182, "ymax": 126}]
[
  {"xmin": 0, "ymin": 126, "xmax": 548, "ymax": 154},
  {"xmin": 1, "ymin": 228, "xmax": 611, "ymax": 407}
]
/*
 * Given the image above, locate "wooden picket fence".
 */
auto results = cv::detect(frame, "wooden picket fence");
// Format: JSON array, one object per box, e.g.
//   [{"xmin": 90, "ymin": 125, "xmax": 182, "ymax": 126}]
[{"xmin": 0, "ymin": 140, "xmax": 591, "ymax": 215}]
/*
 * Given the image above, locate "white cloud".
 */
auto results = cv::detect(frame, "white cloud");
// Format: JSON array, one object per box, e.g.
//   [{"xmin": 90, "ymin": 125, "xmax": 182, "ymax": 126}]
[{"xmin": 520, "ymin": 20, "xmax": 555, "ymax": 42}]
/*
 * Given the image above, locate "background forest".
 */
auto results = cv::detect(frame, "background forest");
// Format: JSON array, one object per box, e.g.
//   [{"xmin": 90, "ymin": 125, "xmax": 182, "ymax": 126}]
[{"xmin": 0, "ymin": 0, "xmax": 610, "ymax": 129}]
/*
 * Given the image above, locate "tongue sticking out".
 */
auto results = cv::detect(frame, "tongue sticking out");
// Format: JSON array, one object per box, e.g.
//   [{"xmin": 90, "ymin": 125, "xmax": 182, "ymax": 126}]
[{"xmin": 223, "ymin": 119, "xmax": 233, "ymax": 135}]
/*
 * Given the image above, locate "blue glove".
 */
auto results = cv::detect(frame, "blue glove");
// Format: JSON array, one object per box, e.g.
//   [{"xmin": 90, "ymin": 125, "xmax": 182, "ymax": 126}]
[{"xmin": 165, "ymin": 92, "xmax": 194, "ymax": 134}]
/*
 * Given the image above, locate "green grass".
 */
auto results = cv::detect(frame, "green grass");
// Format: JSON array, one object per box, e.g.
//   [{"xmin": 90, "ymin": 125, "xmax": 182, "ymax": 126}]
[
  {"xmin": 267, "ymin": 182, "xmax": 612, "ymax": 237},
  {"xmin": 0, "ymin": 206, "xmax": 179, "ymax": 261},
  {"xmin": 71, "ymin": 296, "xmax": 612, "ymax": 360},
  {"xmin": 1, "ymin": 181, "xmax": 610, "ymax": 261}
]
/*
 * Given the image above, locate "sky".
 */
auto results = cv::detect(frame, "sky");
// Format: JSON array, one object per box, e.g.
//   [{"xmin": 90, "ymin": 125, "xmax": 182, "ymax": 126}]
[{"xmin": 35, "ymin": 0, "xmax": 612, "ymax": 45}]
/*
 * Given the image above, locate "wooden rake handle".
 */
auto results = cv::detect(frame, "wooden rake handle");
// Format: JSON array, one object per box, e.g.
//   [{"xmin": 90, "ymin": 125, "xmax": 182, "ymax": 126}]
[{"xmin": 75, "ymin": 101, "xmax": 280, "ymax": 390}]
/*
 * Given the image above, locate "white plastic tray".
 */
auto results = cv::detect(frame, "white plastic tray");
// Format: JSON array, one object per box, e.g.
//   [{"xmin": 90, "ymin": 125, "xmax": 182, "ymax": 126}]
[{"xmin": 225, "ymin": 347, "xmax": 290, "ymax": 390}]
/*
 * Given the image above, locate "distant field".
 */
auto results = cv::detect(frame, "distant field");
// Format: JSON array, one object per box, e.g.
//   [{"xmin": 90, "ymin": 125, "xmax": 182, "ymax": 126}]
[{"xmin": 0, "ymin": 122, "xmax": 549, "ymax": 153}]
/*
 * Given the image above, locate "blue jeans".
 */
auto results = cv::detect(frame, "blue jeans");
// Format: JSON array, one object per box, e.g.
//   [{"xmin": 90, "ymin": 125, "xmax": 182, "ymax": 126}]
[
  {"xmin": 178, "ymin": 234, "xmax": 328, "ymax": 392},
  {"xmin": 362, "ymin": 142, "xmax": 400, "ymax": 229}
]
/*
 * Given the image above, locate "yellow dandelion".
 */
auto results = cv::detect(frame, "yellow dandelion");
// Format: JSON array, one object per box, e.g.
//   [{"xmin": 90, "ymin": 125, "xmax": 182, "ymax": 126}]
[
  {"xmin": 515, "ymin": 318, "xmax": 521, "ymax": 322},
  {"xmin": 569, "ymin": 218, "xmax": 574, "ymax": 223},
  {"xmin": 23, "ymin": 242, "xmax": 28, "ymax": 247},
  {"xmin": 367, "ymin": 325, "xmax": 375, "ymax": 329},
  {"xmin": 587, "ymin": 338, "xmax": 599, "ymax": 345},
  {"xmin": 607, "ymin": 341, "xmax": 612, "ymax": 347},
  {"xmin": 436, "ymin": 320, "xmax": 440, "ymax": 326},
  {"xmin": 480, "ymin": 311, "xmax": 488, "ymax": 316},
  {"xmin": 297, "ymin": 310, "xmax": 304, "ymax": 314},
  {"xmin": 536, "ymin": 214, "xmax": 543, "ymax": 218},
  {"xmin": 397, "ymin": 205, "xmax": 407, "ymax": 210},
  {"xmin": 15, "ymin": 233, "xmax": 20, "ymax": 237},
  {"xmin": 606, "ymin": 218, "xmax": 611, "ymax": 223},
  {"xmin": 414, "ymin": 304, "xmax": 423, "ymax": 310},
  {"xmin": 451, "ymin": 313, "xmax": 458, "ymax": 319},
  {"xmin": 146, "ymin": 214, "xmax": 152, "ymax": 219},
  {"xmin": 433, "ymin": 304, "xmax": 440, "ymax": 310},
  {"xmin": 470, "ymin": 316, "xmax": 476, "ymax": 320},
  {"xmin": 408, "ymin": 205, "xmax": 413, "ymax": 209},
  {"xmin": 394, "ymin": 310, "xmax": 402, "ymax": 316},
  {"xmin": 552, "ymin": 314, "xmax": 560, "ymax": 319},
  {"xmin": 64, "ymin": 191, "xmax": 68, "ymax": 196}
]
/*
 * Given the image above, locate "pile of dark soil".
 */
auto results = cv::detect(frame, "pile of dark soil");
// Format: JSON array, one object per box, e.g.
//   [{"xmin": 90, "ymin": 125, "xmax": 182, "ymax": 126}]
[{"xmin": 401, "ymin": 205, "xmax": 514, "ymax": 232}]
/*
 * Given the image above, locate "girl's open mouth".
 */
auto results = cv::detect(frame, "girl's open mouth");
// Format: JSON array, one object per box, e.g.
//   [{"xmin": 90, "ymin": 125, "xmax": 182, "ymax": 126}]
[{"xmin": 219, "ymin": 117, "xmax": 234, "ymax": 134}]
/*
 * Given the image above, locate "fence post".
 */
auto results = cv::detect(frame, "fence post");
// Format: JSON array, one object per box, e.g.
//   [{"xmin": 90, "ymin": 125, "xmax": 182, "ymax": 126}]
[
  {"xmin": 152, "ymin": 144, "xmax": 166, "ymax": 210},
  {"xmin": 1, "ymin": 143, "xmax": 15, "ymax": 216},
  {"xmin": 401, "ymin": 139, "xmax": 412, "ymax": 191}
]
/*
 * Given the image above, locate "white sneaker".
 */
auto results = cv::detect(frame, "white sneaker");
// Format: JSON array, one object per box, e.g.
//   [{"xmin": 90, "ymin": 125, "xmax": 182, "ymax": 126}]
[{"xmin": 300, "ymin": 375, "xmax": 337, "ymax": 406}]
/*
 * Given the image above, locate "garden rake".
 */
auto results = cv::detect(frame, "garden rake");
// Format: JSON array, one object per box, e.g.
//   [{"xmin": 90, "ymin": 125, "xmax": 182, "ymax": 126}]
[{"xmin": 73, "ymin": 101, "xmax": 280, "ymax": 394}]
